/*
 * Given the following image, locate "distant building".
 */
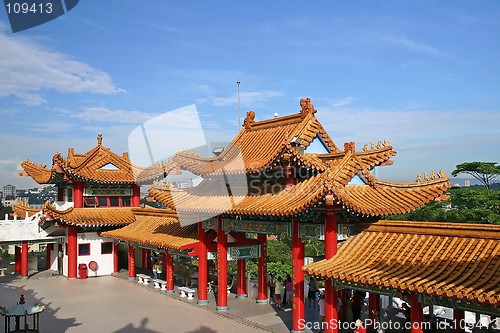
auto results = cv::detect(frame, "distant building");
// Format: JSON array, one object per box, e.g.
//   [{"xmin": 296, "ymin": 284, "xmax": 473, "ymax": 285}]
[
  {"xmin": 465, "ymin": 179, "xmax": 471, "ymax": 187},
  {"xmin": 3, "ymin": 184, "xmax": 16, "ymax": 199}
]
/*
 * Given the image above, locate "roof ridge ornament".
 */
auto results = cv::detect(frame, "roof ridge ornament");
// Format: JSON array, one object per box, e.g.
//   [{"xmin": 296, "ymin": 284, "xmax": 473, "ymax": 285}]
[
  {"xmin": 97, "ymin": 133, "xmax": 103, "ymax": 146},
  {"xmin": 243, "ymin": 110, "xmax": 255, "ymax": 130},
  {"xmin": 299, "ymin": 98, "xmax": 317, "ymax": 119}
]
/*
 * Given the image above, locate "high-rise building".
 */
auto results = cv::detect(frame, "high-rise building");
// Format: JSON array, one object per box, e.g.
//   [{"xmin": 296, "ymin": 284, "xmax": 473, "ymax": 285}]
[
  {"xmin": 465, "ymin": 179, "xmax": 471, "ymax": 187},
  {"xmin": 3, "ymin": 184, "xmax": 16, "ymax": 199}
]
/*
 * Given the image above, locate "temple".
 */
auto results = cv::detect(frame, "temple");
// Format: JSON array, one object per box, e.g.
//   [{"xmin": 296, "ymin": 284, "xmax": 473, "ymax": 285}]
[{"xmin": 5, "ymin": 98, "xmax": 496, "ymax": 333}]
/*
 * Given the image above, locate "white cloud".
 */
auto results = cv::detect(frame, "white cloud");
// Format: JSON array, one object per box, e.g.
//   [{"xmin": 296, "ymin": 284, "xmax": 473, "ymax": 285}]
[
  {"xmin": 0, "ymin": 31, "xmax": 124, "ymax": 104},
  {"xmin": 61, "ymin": 107, "xmax": 159, "ymax": 124},
  {"xmin": 213, "ymin": 90, "xmax": 283, "ymax": 107}
]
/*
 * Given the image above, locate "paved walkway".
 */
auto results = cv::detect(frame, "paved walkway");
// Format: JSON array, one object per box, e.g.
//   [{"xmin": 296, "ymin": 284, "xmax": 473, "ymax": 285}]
[{"xmin": 0, "ymin": 270, "xmax": 322, "ymax": 333}]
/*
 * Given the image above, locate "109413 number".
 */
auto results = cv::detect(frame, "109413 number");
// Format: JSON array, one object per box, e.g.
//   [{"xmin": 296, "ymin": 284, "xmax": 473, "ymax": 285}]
[{"xmin": 5, "ymin": 2, "xmax": 53, "ymax": 14}]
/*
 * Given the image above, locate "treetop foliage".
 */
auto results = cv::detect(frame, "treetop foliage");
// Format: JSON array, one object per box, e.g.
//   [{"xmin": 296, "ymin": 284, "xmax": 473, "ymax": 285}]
[{"xmin": 452, "ymin": 161, "xmax": 500, "ymax": 190}]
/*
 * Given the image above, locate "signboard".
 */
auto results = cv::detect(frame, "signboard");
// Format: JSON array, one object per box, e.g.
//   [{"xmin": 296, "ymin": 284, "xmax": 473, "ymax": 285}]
[
  {"xmin": 223, "ymin": 218, "xmax": 291, "ymax": 237},
  {"xmin": 299, "ymin": 223, "xmax": 324, "ymax": 240},
  {"xmin": 207, "ymin": 245, "xmax": 261, "ymax": 260},
  {"xmin": 84, "ymin": 188, "xmax": 132, "ymax": 197}
]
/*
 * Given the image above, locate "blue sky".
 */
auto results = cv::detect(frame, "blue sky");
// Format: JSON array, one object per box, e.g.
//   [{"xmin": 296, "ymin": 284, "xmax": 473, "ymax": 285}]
[{"xmin": 0, "ymin": 1, "xmax": 499, "ymax": 188}]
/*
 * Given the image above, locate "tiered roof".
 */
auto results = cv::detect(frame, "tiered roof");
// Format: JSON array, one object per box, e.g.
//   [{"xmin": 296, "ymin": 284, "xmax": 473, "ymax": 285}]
[
  {"xmin": 304, "ymin": 221, "xmax": 500, "ymax": 308},
  {"xmin": 42, "ymin": 202, "xmax": 136, "ymax": 228},
  {"xmin": 21, "ymin": 134, "xmax": 170, "ymax": 185},
  {"xmin": 101, "ymin": 208, "xmax": 199, "ymax": 250},
  {"xmin": 151, "ymin": 98, "xmax": 451, "ymax": 219},
  {"xmin": 173, "ymin": 99, "xmax": 338, "ymax": 175}
]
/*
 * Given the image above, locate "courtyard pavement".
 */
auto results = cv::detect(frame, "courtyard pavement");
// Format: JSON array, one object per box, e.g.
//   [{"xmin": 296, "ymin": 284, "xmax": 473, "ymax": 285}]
[{"xmin": 0, "ymin": 269, "xmax": 322, "ymax": 333}]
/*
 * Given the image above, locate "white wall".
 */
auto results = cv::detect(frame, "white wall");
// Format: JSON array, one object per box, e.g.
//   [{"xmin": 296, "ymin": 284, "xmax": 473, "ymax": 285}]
[{"xmin": 75, "ymin": 232, "xmax": 115, "ymax": 277}]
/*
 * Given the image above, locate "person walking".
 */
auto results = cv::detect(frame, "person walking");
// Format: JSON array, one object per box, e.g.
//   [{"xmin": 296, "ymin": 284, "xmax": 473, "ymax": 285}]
[
  {"xmin": 274, "ymin": 277, "xmax": 283, "ymax": 310},
  {"xmin": 285, "ymin": 277, "xmax": 293, "ymax": 308},
  {"xmin": 267, "ymin": 274, "xmax": 276, "ymax": 304},
  {"xmin": 156, "ymin": 260, "xmax": 163, "ymax": 280},
  {"xmin": 308, "ymin": 276, "xmax": 318, "ymax": 308},
  {"xmin": 152, "ymin": 259, "xmax": 158, "ymax": 279}
]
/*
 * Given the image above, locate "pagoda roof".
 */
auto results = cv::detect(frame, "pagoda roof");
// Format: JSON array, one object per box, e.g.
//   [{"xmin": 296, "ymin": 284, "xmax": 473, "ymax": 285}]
[
  {"xmin": 149, "ymin": 144, "xmax": 450, "ymax": 217},
  {"xmin": 13, "ymin": 202, "xmax": 41, "ymax": 218},
  {"xmin": 173, "ymin": 98, "xmax": 338, "ymax": 176},
  {"xmin": 101, "ymin": 208, "xmax": 199, "ymax": 250},
  {"xmin": 304, "ymin": 220, "xmax": 500, "ymax": 307},
  {"xmin": 21, "ymin": 134, "xmax": 170, "ymax": 185},
  {"xmin": 42, "ymin": 202, "xmax": 136, "ymax": 228}
]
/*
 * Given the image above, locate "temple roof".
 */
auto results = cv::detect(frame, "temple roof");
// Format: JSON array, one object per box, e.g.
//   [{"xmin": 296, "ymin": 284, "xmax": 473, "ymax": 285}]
[
  {"xmin": 42, "ymin": 202, "xmax": 136, "ymax": 227},
  {"xmin": 149, "ymin": 145, "xmax": 450, "ymax": 218},
  {"xmin": 101, "ymin": 208, "xmax": 199, "ymax": 250},
  {"xmin": 173, "ymin": 99, "xmax": 338, "ymax": 176},
  {"xmin": 13, "ymin": 202, "xmax": 41, "ymax": 218},
  {"xmin": 304, "ymin": 220, "xmax": 500, "ymax": 307},
  {"xmin": 21, "ymin": 134, "xmax": 170, "ymax": 185}
]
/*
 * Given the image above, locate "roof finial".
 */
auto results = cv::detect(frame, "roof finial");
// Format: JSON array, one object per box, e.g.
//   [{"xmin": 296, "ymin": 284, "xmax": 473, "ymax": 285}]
[
  {"xmin": 299, "ymin": 98, "xmax": 317, "ymax": 119},
  {"xmin": 97, "ymin": 133, "xmax": 103, "ymax": 145},
  {"xmin": 243, "ymin": 110, "xmax": 255, "ymax": 130}
]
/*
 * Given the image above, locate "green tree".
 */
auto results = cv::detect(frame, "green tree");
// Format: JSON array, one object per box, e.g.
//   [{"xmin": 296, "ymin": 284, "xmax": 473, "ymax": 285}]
[{"xmin": 452, "ymin": 162, "xmax": 500, "ymax": 190}]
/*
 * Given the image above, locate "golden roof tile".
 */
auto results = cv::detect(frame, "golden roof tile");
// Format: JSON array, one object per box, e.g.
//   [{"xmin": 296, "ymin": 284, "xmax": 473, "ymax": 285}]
[
  {"xmin": 101, "ymin": 208, "xmax": 198, "ymax": 250},
  {"xmin": 13, "ymin": 202, "xmax": 41, "ymax": 218},
  {"xmin": 43, "ymin": 202, "xmax": 136, "ymax": 227},
  {"xmin": 174, "ymin": 100, "xmax": 338, "ymax": 176},
  {"xmin": 304, "ymin": 220, "xmax": 500, "ymax": 306},
  {"xmin": 21, "ymin": 134, "xmax": 172, "ymax": 185}
]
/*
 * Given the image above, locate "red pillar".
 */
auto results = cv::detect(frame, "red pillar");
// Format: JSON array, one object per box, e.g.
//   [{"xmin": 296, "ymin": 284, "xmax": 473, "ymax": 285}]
[
  {"xmin": 128, "ymin": 245, "xmax": 136, "ymax": 279},
  {"xmin": 292, "ymin": 219, "xmax": 305, "ymax": 332},
  {"xmin": 325, "ymin": 209, "xmax": 339, "ymax": 333},
  {"xmin": 113, "ymin": 243, "xmax": 119, "ymax": 273},
  {"xmin": 164, "ymin": 252, "xmax": 174, "ymax": 293},
  {"xmin": 453, "ymin": 309, "xmax": 465, "ymax": 333},
  {"xmin": 21, "ymin": 241, "xmax": 28, "ymax": 278},
  {"xmin": 67, "ymin": 225, "xmax": 77, "ymax": 279},
  {"xmin": 257, "ymin": 233, "xmax": 268, "ymax": 304},
  {"xmin": 236, "ymin": 259, "xmax": 247, "ymax": 298},
  {"xmin": 57, "ymin": 186, "xmax": 64, "ymax": 201},
  {"xmin": 409, "ymin": 294, "xmax": 423, "ymax": 333},
  {"xmin": 146, "ymin": 249, "xmax": 152, "ymax": 270},
  {"xmin": 216, "ymin": 215, "xmax": 228, "ymax": 311},
  {"xmin": 46, "ymin": 244, "xmax": 52, "ymax": 270},
  {"xmin": 368, "ymin": 293, "xmax": 380, "ymax": 330},
  {"xmin": 141, "ymin": 248, "xmax": 148, "ymax": 270},
  {"xmin": 197, "ymin": 222, "xmax": 209, "ymax": 304},
  {"xmin": 15, "ymin": 246, "xmax": 21, "ymax": 273},
  {"xmin": 73, "ymin": 181, "xmax": 83, "ymax": 208},
  {"xmin": 132, "ymin": 184, "xmax": 141, "ymax": 207}
]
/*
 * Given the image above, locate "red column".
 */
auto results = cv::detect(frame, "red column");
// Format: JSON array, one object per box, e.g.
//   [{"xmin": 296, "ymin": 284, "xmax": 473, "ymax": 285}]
[
  {"xmin": 325, "ymin": 209, "xmax": 339, "ymax": 333},
  {"xmin": 368, "ymin": 293, "xmax": 380, "ymax": 330},
  {"xmin": 146, "ymin": 249, "xmax": 152, "ymax": 270},
  {"xmin": 73, "ymin": 181, "xmax": 83, "ymax": 208},
  {"xmin": 216, "ymin": 215, "xmax": 228, "ymax": 311},
  {"xmin": 454, "ymin": 309, "xmax": 465, "ymax": 333},
  {"xmin": 165, "ymin": 252, "xmax": 174, "ymax": 293},
  {"xmin": 21, "ymin": 241, "xmax": 28, "ymax": 278},
  {"xmin": 67, "ymin": 225, "xmax": 77, "ymax": 279},
  {"xmin": 15, "ymin": 246, "xmax": 21, "ymax": 273},
  {"xmin": 132, "ymin": 184, "xmax": 141, "ymax": 207},
  {"xmin": 257, "ymin": 233, "xmax": 268, "ymax": 304},
  {"xmin": 236, "ymin": 259, "xmax": 247, "ymax": 298},
  {"xmin": 292, "ymin": 219, "xmax": 305, "ymax": 332},
  {"xmin": 141, "ymin": 248, "xmax": 148, "ymax": 270},
  {"xmin": 197, "ymin": 222, "xmax": 209, "ymax": 304},
  {"xmin": 57, "ymin": 186, "xmax": 64, "ymax": 201},
  {"xmin": 128, "ymin": 245, "xmax": 136, "ymax": 279},
  {"xmin": 409, "ymin": 294, "xmax": 423, "ymax": 333},
  {"xmin": 113, "ymin": 243, "xmax": 119, "ymax": 273},
  {"xmin": 46, "ymin": 244, "xmax": 52, "ymax": 270}
]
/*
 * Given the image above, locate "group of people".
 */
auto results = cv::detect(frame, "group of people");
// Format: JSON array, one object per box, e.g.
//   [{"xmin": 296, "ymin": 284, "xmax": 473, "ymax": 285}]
[
  {"xmin": 267, "ymin": 274, "xmax": 293, "ymax": 310},
  {"xmin": 151, "ymin": 257, "xmax": 163, "ymax": 280}
]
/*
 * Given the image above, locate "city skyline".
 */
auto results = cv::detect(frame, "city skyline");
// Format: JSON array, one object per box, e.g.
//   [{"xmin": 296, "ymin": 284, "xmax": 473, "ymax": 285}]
[{"xmin": 1, "ymin": 1, "xmax": 499, "ymax": 188}]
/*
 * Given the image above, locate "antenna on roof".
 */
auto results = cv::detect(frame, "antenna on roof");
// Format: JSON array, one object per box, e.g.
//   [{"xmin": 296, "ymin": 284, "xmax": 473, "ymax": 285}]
[{"xmin": 237, "ymin": 80, "xmax": 241, "ymax": 130}]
